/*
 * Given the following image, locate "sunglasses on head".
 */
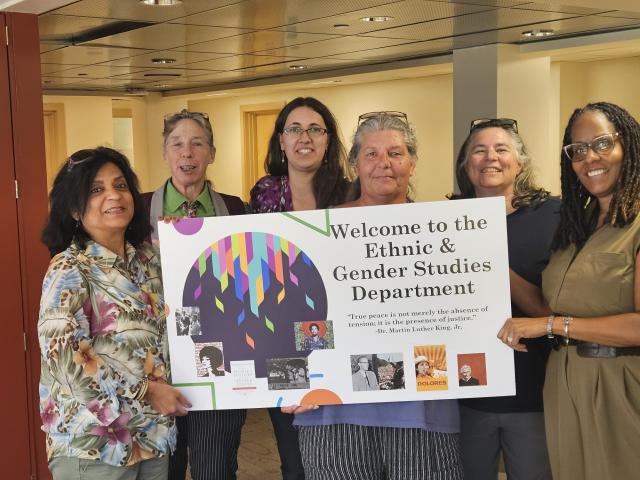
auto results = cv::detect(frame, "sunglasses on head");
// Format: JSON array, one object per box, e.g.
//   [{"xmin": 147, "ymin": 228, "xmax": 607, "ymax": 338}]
[
  {"xmin": 66, "ymin": 152, "xmax": 96, "ymax": 172},
  {"xmin": 469, "ymin": 118, "xmax": 518, "ymax": 133},
  {"xmin": 164, "ymin": 109, "xmax": 210, "ymax": 127},
  {"xmin": 357, "ymin": 111, "xmax": 409, "ymax": 126}
]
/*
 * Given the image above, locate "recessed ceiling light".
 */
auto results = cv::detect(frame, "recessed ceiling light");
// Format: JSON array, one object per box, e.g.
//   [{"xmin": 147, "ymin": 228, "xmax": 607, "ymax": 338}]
[
  {"xmin": 333, "ymin": 23, "xmax": 349, "ymax": 28},
  {"xmin": 151, "ymin": 57, "xmax": 177, "ymax": 64},
  {"xmin": 206, "ymin": 92, "xmax": 228, "ymax": 96},
  {"xmin": 360, "ymin": 16, "xmax": 393, "ymax": 22},
  {"xmin": 288, "ymin": 64, "xmax": 309, "ymax": 71},
  {"xmin": 140, "ymin": 0, "xmax": 182, "ymax": 5},
  {"xmin": 522, "ymin": 29, "xmax": 554, "ymax": 38},
  {"xmin": 311, "ymin": 80, "xmax": 342, "ymax": 85},
  {"xmin": 152, "ymin": 84, "xmax": 171, "ymax": 88}
]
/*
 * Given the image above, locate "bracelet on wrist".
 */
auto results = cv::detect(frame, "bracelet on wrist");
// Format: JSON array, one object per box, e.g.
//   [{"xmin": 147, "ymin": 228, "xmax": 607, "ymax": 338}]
[
  {"xmin": 136, "ymin": 376, "xmax": 149, "ymax": 400},
  {"xmin": 563, "ymin": 316, "xmax": 572, "ymax": 346},
  {"xmin": 546, "ymin": 315, "xmax": 555, "ymax": 339}
]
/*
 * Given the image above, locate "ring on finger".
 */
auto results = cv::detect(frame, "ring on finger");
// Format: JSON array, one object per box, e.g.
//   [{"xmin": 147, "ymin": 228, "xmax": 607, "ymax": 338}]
[{"xmin": 507, "ymin": 335, "xmax": 513, "ymax": 344}]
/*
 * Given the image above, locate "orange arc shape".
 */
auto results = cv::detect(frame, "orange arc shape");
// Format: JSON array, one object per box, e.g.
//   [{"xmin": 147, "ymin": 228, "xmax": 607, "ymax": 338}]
[
  {"xmin": 164, "ymin": 304, "xmax": 170, "ymax": 317},
  {"xmin": 300, "ymin": 389, "xmax": 343, "ymax": 406}
]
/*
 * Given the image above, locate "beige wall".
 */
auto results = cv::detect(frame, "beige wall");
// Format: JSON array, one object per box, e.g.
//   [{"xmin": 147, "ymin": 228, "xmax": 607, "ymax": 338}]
[
  {"xmin": 581, "ymin": 56, "xmax": 640, "ymax": 117},
  {"xmin": 558, "ymin": 57, "xmax": 640, "ymax": 144},
  {"xmin": 189, "ymin": 75, "xmax": 454, "ymax": 202},
  {"xmin": 43, "ymin": 95, "xmax": 114, "ymax": 155}
]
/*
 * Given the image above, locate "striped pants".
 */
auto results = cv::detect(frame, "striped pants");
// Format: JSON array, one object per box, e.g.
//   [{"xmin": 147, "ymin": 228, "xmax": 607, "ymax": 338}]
[
  {"xmin": 298, "ymin": 424, "xmax": 463, "ymax": 480},
  {"xmin": 169, "ymin": 409, "xmax": 247, "ymax": 480}
]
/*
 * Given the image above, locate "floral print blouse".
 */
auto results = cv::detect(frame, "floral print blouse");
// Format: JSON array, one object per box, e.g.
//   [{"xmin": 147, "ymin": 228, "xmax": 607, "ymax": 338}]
[
  {"xmin": 38, "ymin": 240, "xmax": 176, "ymax": 466},
  {"xmin": 249, "ymin": 175, "xmax": 293, "ymax": 213}
]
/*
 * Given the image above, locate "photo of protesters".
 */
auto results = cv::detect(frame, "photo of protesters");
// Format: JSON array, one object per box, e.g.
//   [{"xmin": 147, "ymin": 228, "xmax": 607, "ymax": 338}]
[
  {"xmin": 175, "ymin": 306, "xmax": 202, "ymax": 336},
  {"xmin": 267, "ymin": 358, "xmax": 310, "ymax": 390},
  {"xmin": 375, "ymin": 352, "xmax": 405, "ymax": 390}
]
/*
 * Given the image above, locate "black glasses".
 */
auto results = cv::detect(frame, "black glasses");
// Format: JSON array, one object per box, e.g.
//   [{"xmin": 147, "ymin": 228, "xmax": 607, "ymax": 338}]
[
  {"xmin": 282, "ymin": 126, "xmax": 328, "ymax": 138},
  {"xmin": 469, "ymin": 118, "xmax": 518, "ymax": 133},
  {"xmin": 358, "ymin": 111, "xmax": 408, "ymax": 126},
  {"xmin": 563, "ymin": 132, "xmax": 620, "ymax": 162},
  {"xmin": 164, "ymin": 109, "xmax": 210, "ymax": 126}
]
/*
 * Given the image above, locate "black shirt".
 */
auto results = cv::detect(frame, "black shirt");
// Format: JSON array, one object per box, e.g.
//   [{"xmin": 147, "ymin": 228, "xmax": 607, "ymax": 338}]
[{"xmin": 461, "ymin": 197, "xmax": 561, "ymax": 413}]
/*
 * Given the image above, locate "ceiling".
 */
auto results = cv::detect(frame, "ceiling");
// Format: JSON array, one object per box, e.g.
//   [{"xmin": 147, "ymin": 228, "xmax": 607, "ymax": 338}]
[{"xmin": 35, "ymin": 0, "xmax": 640, "ymax": 96}]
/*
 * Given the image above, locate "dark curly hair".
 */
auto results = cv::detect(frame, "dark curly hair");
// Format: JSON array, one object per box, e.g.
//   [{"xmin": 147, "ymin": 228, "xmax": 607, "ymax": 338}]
[
  {"xmin": 41, "ymin": 147, "xmax": 151, "ymax": 256},
  {"xmin": 199, "ymin": 345, "xmax": 223, "ymax": 368},
  {"xmin": 553, "ymin": 102, "xmax": 640, "ymax": 250},
  {"xmin": 264, "ymin": 97, "xmax": 350, "ymax": 208},
  {"xmin": 448, "ymin": 120, "xmax": 549, "ymax": 209}
]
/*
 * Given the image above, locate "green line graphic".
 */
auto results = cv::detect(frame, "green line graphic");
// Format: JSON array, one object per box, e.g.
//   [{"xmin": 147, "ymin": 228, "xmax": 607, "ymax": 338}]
[
  {"xmin": 281, "ymin": 209, "xmax": 331, "ymax": 237},
  {"xmin": 173, "ymin": 382, "xmax": 216, "ymax": 409}
]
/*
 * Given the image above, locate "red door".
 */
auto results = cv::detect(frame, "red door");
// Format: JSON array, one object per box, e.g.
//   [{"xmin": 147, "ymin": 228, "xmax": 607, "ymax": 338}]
[{"xmin": 0, "ymin": 12, "xmax": 51, "ymax": 479}]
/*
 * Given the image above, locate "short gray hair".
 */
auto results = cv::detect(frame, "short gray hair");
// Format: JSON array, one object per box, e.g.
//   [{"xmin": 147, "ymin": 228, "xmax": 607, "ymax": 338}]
[{"xmin": 163, "ymin": 109, "xmax": 215, "ymax": 148}]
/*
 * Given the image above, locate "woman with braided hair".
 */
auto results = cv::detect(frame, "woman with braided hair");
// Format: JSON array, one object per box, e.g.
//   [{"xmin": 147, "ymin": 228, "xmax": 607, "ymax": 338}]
[{"xmin": 499, "ymin": 102, "xmax": 640, "ymax": 479}]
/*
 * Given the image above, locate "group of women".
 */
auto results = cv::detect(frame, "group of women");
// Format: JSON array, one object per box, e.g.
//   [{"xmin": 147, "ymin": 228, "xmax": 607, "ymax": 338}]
[{"xmin": 38, "ymin": 96, "xmax": 640, "ymax": 480}]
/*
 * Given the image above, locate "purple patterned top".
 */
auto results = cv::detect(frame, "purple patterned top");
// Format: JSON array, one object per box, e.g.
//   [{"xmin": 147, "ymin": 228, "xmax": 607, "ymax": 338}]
[{"xmin": 250, "ymin": 175, "xmax": 293, "ymax": 213}]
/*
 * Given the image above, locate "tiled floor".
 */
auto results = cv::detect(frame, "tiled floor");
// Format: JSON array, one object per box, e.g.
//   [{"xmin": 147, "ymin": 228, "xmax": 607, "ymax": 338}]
[{"xmin": 236, "ymin": 409, "xmax": 282, "ymax": 479}]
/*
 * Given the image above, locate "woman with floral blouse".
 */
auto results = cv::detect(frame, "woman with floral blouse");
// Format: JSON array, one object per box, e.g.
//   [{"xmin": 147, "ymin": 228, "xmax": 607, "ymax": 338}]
[{"xmin": 39, "ymin": 147, "xmax": 190, "ymax": 479}]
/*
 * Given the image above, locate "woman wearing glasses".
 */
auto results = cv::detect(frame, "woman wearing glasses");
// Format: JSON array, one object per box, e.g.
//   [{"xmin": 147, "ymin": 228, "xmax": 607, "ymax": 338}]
[
  {"xmin": 250, "ymin": 96, "xmax": 350, "ymax": 213},
  {"xmin": 144, "ymin": 110, "xmax": 248, "ymax": 480},
  {"xmin": 288, "ymin": 112, "xmax": 463, "ymax": 480},
  {"xmin": 499, "ymin": 102, "xmax": 640, "ymax": 479},
  {"xmin": 250, "ymin": 97, "xmax": 350, "ymax": 480},
  {"xmin": 39, "ymin": 147, "xmax": 190, "ymax": 479},
  {"xmin": 450, "ymin": 118, "xmax": 559, "ymax": 480}
]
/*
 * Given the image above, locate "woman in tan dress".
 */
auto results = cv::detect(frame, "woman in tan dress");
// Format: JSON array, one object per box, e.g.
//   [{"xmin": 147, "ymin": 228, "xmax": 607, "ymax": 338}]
[{"xmin": 498, "ymin": 101, "xmax": 640, "ymax": 479}]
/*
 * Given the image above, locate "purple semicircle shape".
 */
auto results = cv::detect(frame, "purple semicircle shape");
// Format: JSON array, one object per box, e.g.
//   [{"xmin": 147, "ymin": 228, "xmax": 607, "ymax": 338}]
[{"xmin": 173, "ymin": 217, "xmax": 204, "ymax": 235}]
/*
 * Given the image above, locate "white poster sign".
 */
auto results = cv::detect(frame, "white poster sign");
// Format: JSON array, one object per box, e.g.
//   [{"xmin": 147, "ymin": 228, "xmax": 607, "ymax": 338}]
[{"xmin": 158, "ymin": 197, "xmax": 514, "ymax": 410}]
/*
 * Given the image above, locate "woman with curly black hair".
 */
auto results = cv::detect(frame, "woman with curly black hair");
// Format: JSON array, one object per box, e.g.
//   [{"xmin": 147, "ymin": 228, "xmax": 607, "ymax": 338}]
[{"xmin": 499, "ymin": 102, "xmax": 640, "ymax": 479}]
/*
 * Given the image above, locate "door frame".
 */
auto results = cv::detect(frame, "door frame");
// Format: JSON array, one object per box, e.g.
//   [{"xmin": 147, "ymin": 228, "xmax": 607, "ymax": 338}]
[{"xmin": 240, "ymin": 102, "xmax": 284, "ymax": 200}]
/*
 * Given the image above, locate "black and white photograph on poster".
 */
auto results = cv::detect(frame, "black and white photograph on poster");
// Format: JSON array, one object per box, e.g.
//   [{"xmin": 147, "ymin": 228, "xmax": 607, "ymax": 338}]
[
  {"xmin": 350, "ymin": 354, "xmax": 379, "ymax": 391},
  {"xmin": 175, "ymin": 306, "xmax": 202, "ymax": 336},
  {"xmin": 374, "ymin": 352, "xmax": 405, "ymax": 390},
  {"xmin": 266, "ymin": 357, "xmax": 310, "ymax": 390},
  {"xmin": 194, "ymin": 342, "xmax": 225, "ymax": 377}
]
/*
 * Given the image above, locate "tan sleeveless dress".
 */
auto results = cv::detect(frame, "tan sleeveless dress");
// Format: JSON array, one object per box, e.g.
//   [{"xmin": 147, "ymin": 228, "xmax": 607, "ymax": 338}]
[{"xmin": 542, "ymin": 217, "xmax": 640, "ymax": 480}]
